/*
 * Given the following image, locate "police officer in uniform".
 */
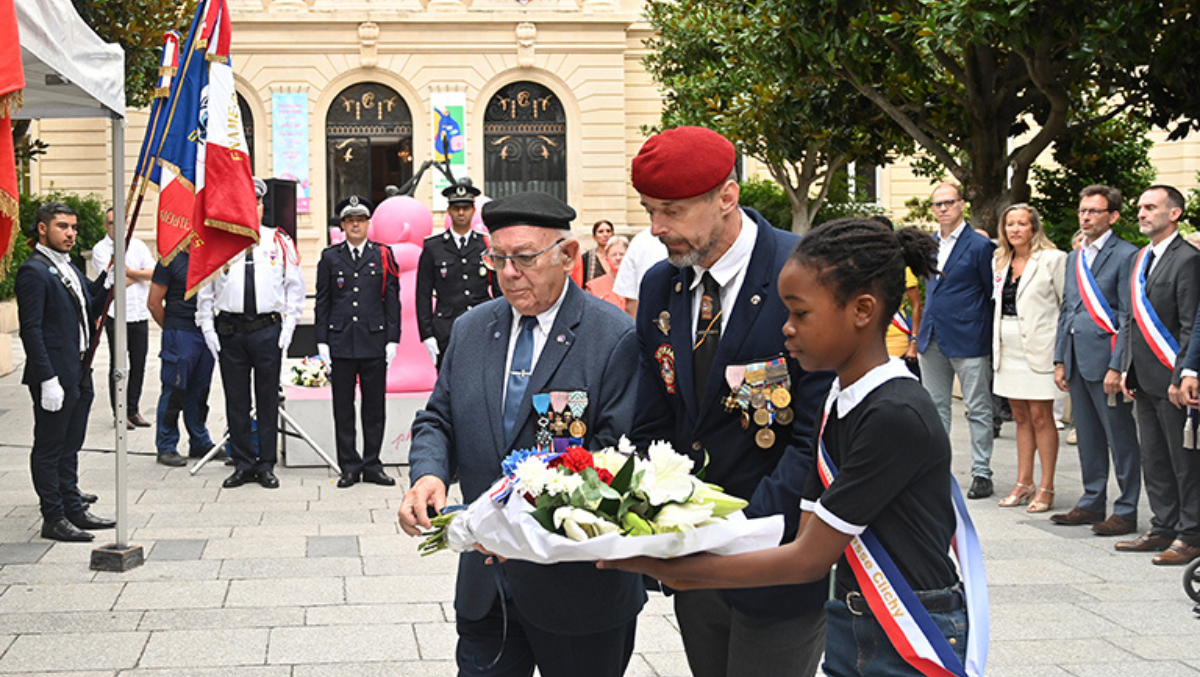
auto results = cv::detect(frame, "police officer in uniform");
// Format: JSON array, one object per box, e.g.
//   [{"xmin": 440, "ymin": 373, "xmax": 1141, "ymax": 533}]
[
  {"xmin": 316, "ymin": 196, "xmax": 401, "ymax": 487},
  {"xmin": 416, "ymin": 178, "xmax": 499, "ymax": 369},
  {"xmin": 197, "ymin": 178, "xmax": 305, "ymax": 490}
]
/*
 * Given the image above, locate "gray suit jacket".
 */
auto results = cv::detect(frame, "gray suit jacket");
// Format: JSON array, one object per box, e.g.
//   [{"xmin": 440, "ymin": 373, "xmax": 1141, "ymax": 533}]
[
  {"xmin": 1055, "ymin": 234, "xmax": 1138, "ymax": 381},
  {"xmin": 408, "ymin": 281, "xmax": 646, "ymax": 634},
  {"xmin": 1122, "ymin": 234, "xmax": 1200, "ymax": 398}
]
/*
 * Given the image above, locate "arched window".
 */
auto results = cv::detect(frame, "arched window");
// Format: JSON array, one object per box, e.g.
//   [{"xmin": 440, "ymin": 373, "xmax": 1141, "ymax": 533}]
[
  {"xmin": 326, "ymin": 83, "xmax": 413, "ymax": 219},
  {"xmin": 483, "ymin": 82, "xmax": 566, "ymax": 201},
  {"xmin": 237, "ymin": 92, "xmax": 255, "ymax": 167}
]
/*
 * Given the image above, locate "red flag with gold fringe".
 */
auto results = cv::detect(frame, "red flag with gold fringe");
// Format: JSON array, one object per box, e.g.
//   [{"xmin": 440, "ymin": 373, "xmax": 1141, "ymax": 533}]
[{"xmin": 0, "ymin": 0, "xmax": 24, "ymax": 281}]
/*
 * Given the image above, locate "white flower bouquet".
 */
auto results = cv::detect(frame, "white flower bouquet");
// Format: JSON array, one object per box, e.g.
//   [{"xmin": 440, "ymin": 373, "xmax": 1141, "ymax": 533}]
[
  {"xmin": 290, "ymin": 356, "xmax": 330, "ymax": 387},
  {"xmin": 418, "ymin": 437, "xmax": 784, "ymax": 564}
]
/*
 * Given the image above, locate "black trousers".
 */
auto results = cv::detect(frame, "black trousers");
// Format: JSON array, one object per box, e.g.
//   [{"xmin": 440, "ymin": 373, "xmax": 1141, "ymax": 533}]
[
  {"xmin": 1136, "ymin": 391, "xmax": 1200, "ymax": 546},
  {"xmin": 218, "ymin": 323, "xmax": 281, "ymax": 473},
  {"xmin": 330, "ymin": 356, "xmax": 387, "ymax": 477},
  {"xmin": 105, "ymin": 318, "xmax": 148, "ymax": 415},
  {"xmin": 29, "ymin": 369, "xmax": 93, "ymax": 520}
]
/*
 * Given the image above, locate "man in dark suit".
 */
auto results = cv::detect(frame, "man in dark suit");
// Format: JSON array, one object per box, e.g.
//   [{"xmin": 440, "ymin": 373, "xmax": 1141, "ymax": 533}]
[
  {"xmin": 398, "ymin": 191, "xmax": 645, "ymax": 677},
  {"xmin": 16, "ymin": 202, "xmax": 115, "ymax": 542},
  {"xmin": 1051, "ymin": 185, "xmax": 1141, "ymax": 535},
  {"xmin": 416, "ymin": 178, "xmax": 499, "ymax": 369},
  {"xmin": 315, "ymin": 196, "xmax": 401, "ymax": 488},
  {"xmin": 1120, "ymin": 185, "xmax": 1200, "ymax": 565},
  {"xmin": 917, "ymin": 182, "xmax": 997, "ymax": 498},
  {"xmin": 628, "ymin": 126, "xmax": 831, "ymax": 677}
]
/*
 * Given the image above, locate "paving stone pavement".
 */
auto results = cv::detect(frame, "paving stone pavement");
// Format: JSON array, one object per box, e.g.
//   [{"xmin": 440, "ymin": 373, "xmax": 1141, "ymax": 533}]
[{"xmin": 0, "ymin": 327, "xmax": 1198, "ymax": 676}]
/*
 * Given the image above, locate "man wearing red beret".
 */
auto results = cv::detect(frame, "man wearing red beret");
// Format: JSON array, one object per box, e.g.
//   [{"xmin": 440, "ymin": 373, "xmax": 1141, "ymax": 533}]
[{"xmin": 628, "ymin": 126, "xmax": 834, "ymax": 677}]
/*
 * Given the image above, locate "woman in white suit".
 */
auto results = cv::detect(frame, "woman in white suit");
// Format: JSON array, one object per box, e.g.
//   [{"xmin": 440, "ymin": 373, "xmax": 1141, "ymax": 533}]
[{"xmin": 993, "ymin": 204, "xmax": 1067, "ymax": 512}]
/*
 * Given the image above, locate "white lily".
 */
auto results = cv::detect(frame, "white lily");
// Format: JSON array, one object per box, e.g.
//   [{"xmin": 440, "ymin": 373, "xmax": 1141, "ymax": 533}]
[
  {"xmin": 553, "ymin": 506, "xmax": 619, "ymax": 541},
  {"xmin": 593, "ymin": 448, "xmax": 630, "ymax": 476},
  {"xmin": 638, "ymin": 440, "xmax": 698, "ymax": 505},
  {"xmin": 691, "ymin": 482, "xmax": 749, "ymax": 518},
  {"xmin": 652, "ymin": 501, "xmax": 716, "ymax": 532},
  {"xmin": 617, "ymin": 435, "xmax": 638, "ymax": 455}
]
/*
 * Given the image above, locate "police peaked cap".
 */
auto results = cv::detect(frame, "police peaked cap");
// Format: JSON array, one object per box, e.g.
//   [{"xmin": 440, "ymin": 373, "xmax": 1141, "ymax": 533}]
[
  {"xmin": 336, "ymin": 195, "xmax": 375, "ymax": 219},
  {"xmin": 481, "ymin": 191, "xmax": 575, "ymax": 231},
  {"xmin": 442, "ymin": 178, "xmax": 482, "ymax": 205}
]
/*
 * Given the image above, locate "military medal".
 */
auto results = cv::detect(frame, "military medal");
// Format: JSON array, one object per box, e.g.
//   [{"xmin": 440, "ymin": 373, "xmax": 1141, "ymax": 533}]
[
  {"xmin": 655, "ymin": 344, "xmax": 677, "ymax": 394},
  {"xmin": 749, "ymin": 390, "xmax": 767, "ymax": 409},
  {"xmin": 755, "ymin": 428, "xmax": 776, "ymax": 449},
  {"xmin": 775, "ymin": 407, "xmax": 794, "ymax": 426},
  {"xmin": 655, "ymin": 311, "xmax": 671, "ymax": 336},
  {"xmin": 569, "ymin": 420, "xmax": 586, "ymax": 438},
  {"xmin": 532, "ymin": 393, "xmax": 551, "ymax": 428},
  {"xmin": 771, "ymin": 387, "xmax": 791, "ymax": 408},
  {"xmin": 753, "ymin": 408, "xmax": 772, "ymax": 427},
  {"xmin": 567, "ymin": 391, "xmax": 588, "ymax": 438}
]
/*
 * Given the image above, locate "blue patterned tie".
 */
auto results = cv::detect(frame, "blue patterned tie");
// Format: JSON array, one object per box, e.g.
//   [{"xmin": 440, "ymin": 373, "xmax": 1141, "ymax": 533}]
[{"xmin": 503, "ymin": 316, "xmax": 538, "ymax": 441}]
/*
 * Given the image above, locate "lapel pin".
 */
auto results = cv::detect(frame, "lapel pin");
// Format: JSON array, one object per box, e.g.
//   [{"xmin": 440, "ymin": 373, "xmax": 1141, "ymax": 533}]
[
  {"xmin": 656, "ymin": 311, "xmax": 671, "ymax": 336},
  {"xmin": 750, "ymin": 294, "xmax": 762, "ymax": 305},
  {"xmin": 674, "ymin": 282, "xmax": 682, "ymax": 293},
  {"xmin": 493, "ymin": 331, "xmax": 501, "ymax": 339}
]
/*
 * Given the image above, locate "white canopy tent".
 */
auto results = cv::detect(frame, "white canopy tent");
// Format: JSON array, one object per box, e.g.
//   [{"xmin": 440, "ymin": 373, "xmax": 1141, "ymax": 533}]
[{"xmin": 15, "ymin": 0, "xmax": 136, "ymax": 561}]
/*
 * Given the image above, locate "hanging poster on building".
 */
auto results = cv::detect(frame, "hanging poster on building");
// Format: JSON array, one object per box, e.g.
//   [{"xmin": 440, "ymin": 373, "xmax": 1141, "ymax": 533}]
[
  {"xmin": 431, "ymin": 91, "xmax": 467, "ymax": 211},
  {"xmin": 272, "ymin": 92, "xmax": 311, "ymax": 213}
]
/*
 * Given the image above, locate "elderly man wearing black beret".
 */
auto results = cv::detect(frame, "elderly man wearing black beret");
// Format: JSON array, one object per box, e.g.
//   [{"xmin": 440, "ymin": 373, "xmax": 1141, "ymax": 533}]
[{"xmin": 398, "ymin": 191, "xmax": 646, "ymax": 677}]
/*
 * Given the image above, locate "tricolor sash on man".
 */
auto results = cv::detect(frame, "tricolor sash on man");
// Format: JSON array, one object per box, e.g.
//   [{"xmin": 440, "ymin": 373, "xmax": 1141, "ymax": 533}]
[
  {"xmin": 814, "ymin": 382, "xmax": 988, "ymax": 677},
  {"xmin": 1075, "ymin": 249, "xmax": 1118, "ymax": 351},
  {"xmin": 1130, "ymin": 246, "xmax": 1179, "ymax": 370},
  {"xmin": 0, "ymin": 0, "xmax": 23, "ymax": 280}
]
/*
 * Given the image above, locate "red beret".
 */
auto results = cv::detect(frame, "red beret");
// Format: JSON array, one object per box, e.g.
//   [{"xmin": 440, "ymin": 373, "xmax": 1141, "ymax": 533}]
[{"xmin": 631, "ymin": 126, "xmax": 736, "ymax": 200}]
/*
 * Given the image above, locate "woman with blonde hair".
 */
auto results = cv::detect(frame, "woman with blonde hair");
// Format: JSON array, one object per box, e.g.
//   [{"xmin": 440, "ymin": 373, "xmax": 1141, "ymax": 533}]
[{"xmin": 993, "ymin": 203, "xmax": 1067, "ymax": 513}]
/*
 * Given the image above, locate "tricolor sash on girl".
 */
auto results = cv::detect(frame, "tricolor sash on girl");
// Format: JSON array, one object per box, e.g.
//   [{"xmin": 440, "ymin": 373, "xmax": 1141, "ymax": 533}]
[
  {"xmin": 891, "ymin": 309, "xmax": 913, "ymax": 336},
  {"xmin": 1130, "ymin": 246, "xmax": 1179, "ymax": 370},
  {"xmin": 1075, "ymin": 250, "xmax": 1118, "ymax": 350},
  {"xmin": 815, "ymin": 399, "xmax": 988, "ymax": 676}
]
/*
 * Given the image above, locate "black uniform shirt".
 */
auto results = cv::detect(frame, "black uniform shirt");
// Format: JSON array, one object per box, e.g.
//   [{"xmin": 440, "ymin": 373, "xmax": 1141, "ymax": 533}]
[{"xmin": 151, "ymin": 251, "xmax": 199, "ymax": 333}]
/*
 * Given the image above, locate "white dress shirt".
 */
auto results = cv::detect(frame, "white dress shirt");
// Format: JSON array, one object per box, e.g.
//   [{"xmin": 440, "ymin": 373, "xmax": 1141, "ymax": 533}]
[
  {"xmin": 36, "ymin": 244, "xmax": 88, "ymax": 352},
  {"xmin": 689, "ymin": 210, "xmax": 757, "ymax": 337},
  {"xmin": 502, "ymin": 276, "xmax": 570, "ymax": 409},
  {"xmin": 936, "ymin": 221, "xmax": 967, "ymax": 274},
  {"xmin": 1083, "ymin": 228, "xmax": 1113, "ymax": 268},
  {"xmin": 90, "ymin": 235, "xmax": 155, "ymax": 322},
  {"xmin": 195, "ymin": 226, "xmax": 306, "ymax": 334},
  {"xmin": 1147, "ymin": 231, "xmax": 1178, "ymax": 278}
]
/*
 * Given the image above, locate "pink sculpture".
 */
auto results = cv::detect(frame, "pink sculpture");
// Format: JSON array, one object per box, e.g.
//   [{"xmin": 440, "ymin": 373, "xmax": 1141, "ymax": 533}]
[{"xmin": 369, "ymin": 196, "xmax": 437, "ymax": 393}]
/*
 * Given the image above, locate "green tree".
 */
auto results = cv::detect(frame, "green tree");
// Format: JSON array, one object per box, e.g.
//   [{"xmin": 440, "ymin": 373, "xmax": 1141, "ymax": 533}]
[
  {"xmin": 1, "ymin": 192, "xmax": 109, "ymax": 299},
  {"xmin": 643, "ymin": 0, "xmax": 912, "ymax": 233},
  {"xmin": 763, "ymin": 0, "xmax": 1197, "ymax": 236},
  {"xmin": 71, "ymin": 0, "xmax": 199, "ymax": 109},
  {"xmin": 1030, "ymin": 113, "xmax": 1157, "ymax": 250}
]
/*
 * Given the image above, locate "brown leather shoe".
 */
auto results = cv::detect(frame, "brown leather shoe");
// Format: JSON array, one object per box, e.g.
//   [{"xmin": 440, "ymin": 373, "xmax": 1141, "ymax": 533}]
[
  {"xmin": 1115, "ymin": 531, "xmax": 1174, "ymax": 552},
  {"xmin": 1152, "ymin": 540, "xmax": 1200, "ymax": 565},
  {"xmin": 129, "ymin": 413, "xmax": 152, "ymax": 428},
  {"xmin": 1049, "ymin": 506, "xmax": 1104, "ymax": 526},
  {"xmin": 1092, "ymin": 514, "xmax": 1137, "ymax": 536}
]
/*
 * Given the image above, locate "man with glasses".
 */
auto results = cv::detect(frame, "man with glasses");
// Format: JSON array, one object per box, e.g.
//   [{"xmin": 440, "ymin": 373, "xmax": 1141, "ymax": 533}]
[
  {"xmin": 1051, "ymin": 185, "xmax": 1140, "ymax": 535},
  {"xmin": 398, "ymin": 191, "xmax": 645, "ymax": 677},
  {"xmin": 316, "ymin": 196, "xmax": 400, "ymax": 488},
  {"xmin": 416, "ymin": 178, "xmax": 499, "ymax": 369},
  {"xmin": 917, "ymin": 182, "xmax": 997, "ymax": 498}
]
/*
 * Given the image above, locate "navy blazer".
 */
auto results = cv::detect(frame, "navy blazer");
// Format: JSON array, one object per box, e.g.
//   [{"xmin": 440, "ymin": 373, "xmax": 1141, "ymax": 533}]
[
  {"xmin": 408, "ymin": 282, "xmax": 646, "ymax": 634},
  {"xmin": 631, "ymin": 209, "xmax": 833, "ymax": 619},
  {"xmin": 17, "ymin": 252, "xmax": 103, "ymax": 389},
  {"xmin": 1128, "ymin": 235, "xmax": 1200, "ymax": 394},
  {"xmin": 917, "ymin": 225, "xmax": 995, "ymax": 358},
  {"xmin": 314, "ymin": 240, "xmax": 401, "ymax": 359},
  {"xmin": 1054, "ymin": 234, "xmax": 1138, "ymax": 381}
]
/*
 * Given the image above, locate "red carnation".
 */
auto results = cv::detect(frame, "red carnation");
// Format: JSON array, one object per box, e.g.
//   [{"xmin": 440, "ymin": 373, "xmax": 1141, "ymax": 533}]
[
  {"xmin": 596, "ymin": 468, "xmax": 614, "ymax": 485},
  {"xmin": 555, "ymin": 446, "xmax": 594, "ymax": 474}
]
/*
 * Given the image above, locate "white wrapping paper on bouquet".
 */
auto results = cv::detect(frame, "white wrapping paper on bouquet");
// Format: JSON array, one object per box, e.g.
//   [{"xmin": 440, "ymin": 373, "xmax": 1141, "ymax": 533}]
[{"xmin": 446, "ymin": 480, "xmax": 786, "ymax": 565}]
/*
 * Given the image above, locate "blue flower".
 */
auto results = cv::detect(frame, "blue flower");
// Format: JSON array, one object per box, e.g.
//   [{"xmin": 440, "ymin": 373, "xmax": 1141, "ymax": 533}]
[{"xmin": 501, "ymin": 447, "xmax": 543, "ymax": 478}]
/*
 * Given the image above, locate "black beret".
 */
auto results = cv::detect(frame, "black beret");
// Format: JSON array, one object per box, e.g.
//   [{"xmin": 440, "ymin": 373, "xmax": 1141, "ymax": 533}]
[
  {"xmin": 441, "ymin": 178, "xmax": 482, "ymax": 205},
  {"xmin": 481, "ymin": 191, "xmax": 575, "ymax": 231},
  {"xmin": 335, "ymin": 195, "xmax": 375, "ymax": 219}
]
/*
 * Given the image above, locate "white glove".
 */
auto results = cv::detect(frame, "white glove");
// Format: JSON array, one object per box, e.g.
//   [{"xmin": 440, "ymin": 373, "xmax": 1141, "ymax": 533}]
[
  {"xmin": 318, "ymin": 343, "xmax": 332, "ymax": 368},
  {"xmin": 279, "ymin": 321, "xmax": 295, "ymax": 352},
  {"xmin": 203, "ymin": 331, "xmax": 221, "ymax": 360},
  {"xmin": 423, "ymin": 337, "xmax": 440, "ymax": 364},
  {"xmin": 40, "ymin": 376, "xmax": 64, "ymax": 412},
  {"xmin": 385, "ymin": 342, "xmax": 398, "ymax": 368}
]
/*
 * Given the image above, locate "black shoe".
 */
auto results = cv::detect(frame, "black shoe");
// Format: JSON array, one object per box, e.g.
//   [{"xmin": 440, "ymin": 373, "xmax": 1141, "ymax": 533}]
[
  {"xmin": 41, "ymin": 517, "xmax": 94, "ymax": 542},
  {"xmin": 967, "ymin": 476, "xmax": 994, "ymax": 499},
  {"xmin": 157, "ymin": 452, "xmax": 187, "ymax": 467},
  {"xmin": 362, "ymin": 469, "xmax": 396, "ymax": 486},
  {"xmin": 80, "ymin": 492, "xmax": 98, "ymax": 505},
  {"xmin": 67, "ymin": 510, "xmax": 116, "ymax": 530},
  {"xmin": 223, "ymin": 469, "xmax": 255, "ymax": 488},
  {"xmin": 257, "ymin": 469, "xmax": 280, "ymax": 489},
  {"xmin": 337, "ymin": 472, "xmax": 359, "ymax": 488}
]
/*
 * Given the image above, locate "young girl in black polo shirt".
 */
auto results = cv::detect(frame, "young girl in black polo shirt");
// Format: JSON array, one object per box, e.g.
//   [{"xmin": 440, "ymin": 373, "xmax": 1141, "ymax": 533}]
[{"xmin": 601, "ymin": 218, "xmax": 979, "ymax": 676}]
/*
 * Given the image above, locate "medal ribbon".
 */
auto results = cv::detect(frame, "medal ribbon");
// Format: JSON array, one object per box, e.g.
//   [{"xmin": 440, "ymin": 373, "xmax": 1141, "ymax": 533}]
[
  {"xmin": 814, "ymin": 381, "xmax": 988, "ymax": 677},
  {"xmin": 1075, "ymin": 249, "xmax": 1118, "ymax": 350},
  {"xmin": 1130, "ymin": 246, "xmax": 1179, "ymax": 370}
]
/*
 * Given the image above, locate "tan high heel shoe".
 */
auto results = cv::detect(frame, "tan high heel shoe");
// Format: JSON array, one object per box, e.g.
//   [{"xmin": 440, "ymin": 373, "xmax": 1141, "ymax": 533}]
[
  {"xmin": 1027, "ymin": 487, "xmax": 1055, "ymax": 513},
  {"xmin": 998, "ymin": 483, "xmax": 1034, "ymax": 507}
]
